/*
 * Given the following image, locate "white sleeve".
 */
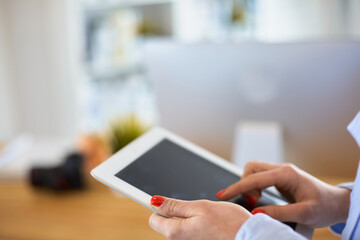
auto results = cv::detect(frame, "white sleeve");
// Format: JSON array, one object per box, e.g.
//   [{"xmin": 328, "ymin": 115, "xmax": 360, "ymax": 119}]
[
  {"xmin": 338, "ymin": 182, "xmax": 354, "ymax": 191},
  {"xmin": 235, "ymin": 214, "xmax": 306, "ymax": 240}
]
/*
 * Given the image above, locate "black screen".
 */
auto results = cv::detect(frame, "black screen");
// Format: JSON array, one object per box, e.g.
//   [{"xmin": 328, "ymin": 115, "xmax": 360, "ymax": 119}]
[{"xmin": 115, "ymin": 139, "xmax": 240, "ymax": 201}]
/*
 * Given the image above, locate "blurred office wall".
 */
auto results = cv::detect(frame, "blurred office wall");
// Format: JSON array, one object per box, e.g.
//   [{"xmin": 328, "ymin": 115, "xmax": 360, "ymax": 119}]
[
  {"xmin": 0, "ymin": 0, "xmax": 79, "ymax": 141},
  {"xmin": 0, "ymin": 3, "xmax": 17, "ymax": 140},
  {"xmin": 1, "ymin": 0, "xmax": 359, "ymax": 142},
  {"xmin": 254, "ymin": 0, "xmax": 360, "ymax": 41},
  {"xmin": 0, "ymin": 0, "xmax": 360, "ymax": 179}
]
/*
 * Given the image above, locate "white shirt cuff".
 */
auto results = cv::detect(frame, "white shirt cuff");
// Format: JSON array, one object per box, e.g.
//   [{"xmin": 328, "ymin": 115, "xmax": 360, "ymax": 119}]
[{"xmin": 235, "ymin": 214, "xmax": 306, "ymax": 240}]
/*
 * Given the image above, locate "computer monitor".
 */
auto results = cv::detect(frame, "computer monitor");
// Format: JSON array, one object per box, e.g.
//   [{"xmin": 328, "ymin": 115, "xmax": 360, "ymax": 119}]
[{"xmin": 144, "ymin": 40, "xmax": 360, "ymax": 178}]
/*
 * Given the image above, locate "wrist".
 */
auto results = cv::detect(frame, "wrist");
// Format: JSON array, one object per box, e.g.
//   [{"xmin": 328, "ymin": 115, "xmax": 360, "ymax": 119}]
[{"xmin": 332, "ymin": 186, "xmax": 351, "ymax": 223}]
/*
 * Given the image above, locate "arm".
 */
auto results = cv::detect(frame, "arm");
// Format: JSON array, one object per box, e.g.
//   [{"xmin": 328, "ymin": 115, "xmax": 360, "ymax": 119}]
[{"xmin": 329, "ymin": 182, "xmax": 354, "ymax": 235}]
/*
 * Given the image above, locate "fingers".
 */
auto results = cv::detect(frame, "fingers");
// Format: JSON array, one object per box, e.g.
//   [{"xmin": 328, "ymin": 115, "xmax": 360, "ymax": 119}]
[
  {"xmin": 149, "ymin": 213, "xmax": 168, "ymax": 233},
  {"xmin": 151, "ymin": 196, "xmax": 199, "ymax": 218},
  {"xmin": 149, "ymin": 197, "xmax": 203, "ymax": 239},
  {"xmin": 244, "ymin": 192, "xmax": 262, "ymax": 206},
  {"xmin": 239, "ymin": 162, "xmax": 280, "ymax": 204},
  {"xmin": 149, "ymin": 213, "xmax": 187, "ymax": 238},
  {"xmin": 219, "ymin": 165, "xmax": 296, "ymax": 200},
  {"xmin": 252, "ymin": 202, "xmax": 312, "ymax": 225},
  {"xmin": 219, "ymin": 170, "xmax": 277, "ymax": 200},
  {"xmin": 242, "ymin": 161, "xmax": 280, "ymax": 178},
  {"xmin": 216, "ymin": 161, "xmax": 281, "ymax": 201}
]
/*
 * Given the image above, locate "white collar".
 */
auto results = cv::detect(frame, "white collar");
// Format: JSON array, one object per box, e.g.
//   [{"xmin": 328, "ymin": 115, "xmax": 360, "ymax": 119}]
[{"xmin": 348, "ymin": 111, "xmax": 360, "ymax": 148}]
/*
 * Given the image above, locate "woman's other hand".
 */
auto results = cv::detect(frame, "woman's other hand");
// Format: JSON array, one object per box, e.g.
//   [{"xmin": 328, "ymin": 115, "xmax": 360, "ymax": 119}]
[
  {"xmin": 149, "ymin": 196, "xmax": 251, "ymax": 240},
  {"xmin": 217, "ymin": 161, "xmax": 351, "ymax": 228}
]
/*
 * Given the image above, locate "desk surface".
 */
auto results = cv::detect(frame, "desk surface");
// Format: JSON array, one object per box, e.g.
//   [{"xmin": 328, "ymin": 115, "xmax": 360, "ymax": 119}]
[
  {"xmin": 0, "ymin": 177, "xmax": 346, "ymax": 240},
  {"xmin": 0, "ymin": 178, "xmax": 166, "ymax": 240}
]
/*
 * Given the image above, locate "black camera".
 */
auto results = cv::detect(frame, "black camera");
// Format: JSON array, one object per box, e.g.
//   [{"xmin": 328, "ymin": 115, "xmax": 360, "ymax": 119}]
[{"xmin": 30, "ymin": 153, "xmax": 84, "ymax": 191}]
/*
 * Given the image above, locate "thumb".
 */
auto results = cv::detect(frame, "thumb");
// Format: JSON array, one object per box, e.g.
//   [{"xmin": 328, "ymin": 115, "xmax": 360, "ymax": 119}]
[
  {"xmin": 252, "ymin": 203, "xmax": 309, "ymax": 224},
  {"xmin": 150, "ymin": 195, "xmax": 195, "ymax": 218}
]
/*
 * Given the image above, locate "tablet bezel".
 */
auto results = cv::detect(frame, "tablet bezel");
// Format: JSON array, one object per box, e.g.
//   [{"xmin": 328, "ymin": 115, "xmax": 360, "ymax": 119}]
[{"xmin": 91, "ymin": 127, "xmax": 245, "ymax": 214}]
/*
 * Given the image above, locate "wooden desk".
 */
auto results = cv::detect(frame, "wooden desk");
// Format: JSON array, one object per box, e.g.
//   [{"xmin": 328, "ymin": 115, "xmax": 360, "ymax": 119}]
[
  {"xmin": 0, "ymin": 178, "xmax": 166, "ymax": 240},
  {"xmin": 0, "ymin": 177, "xmax": 347, "ymax": 240}
]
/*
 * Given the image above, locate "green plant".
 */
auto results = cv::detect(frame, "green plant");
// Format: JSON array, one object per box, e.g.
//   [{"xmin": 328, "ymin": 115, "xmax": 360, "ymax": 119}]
[{"xmin": 107, "ymin": 114, "xmax": 150, "ymax": 154}]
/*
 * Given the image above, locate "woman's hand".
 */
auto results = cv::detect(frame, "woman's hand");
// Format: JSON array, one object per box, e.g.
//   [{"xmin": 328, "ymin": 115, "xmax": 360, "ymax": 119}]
[
  {"xmin": 217, "ymin": 161, "xmax": 351, "ymax": 228},
  {"xmin": 149, "ymin": 196, "xmax": 251, "ymax": 240}
]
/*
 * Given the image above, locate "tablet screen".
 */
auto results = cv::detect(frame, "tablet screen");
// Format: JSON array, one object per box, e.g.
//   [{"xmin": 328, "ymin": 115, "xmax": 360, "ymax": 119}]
[
  {"xmin": 115, "ymin": 137, "xmax": 294, "ymax": 228},
  {"xmin": 115, "ymin": 139, "xmax": 239, "ymax": 201}
]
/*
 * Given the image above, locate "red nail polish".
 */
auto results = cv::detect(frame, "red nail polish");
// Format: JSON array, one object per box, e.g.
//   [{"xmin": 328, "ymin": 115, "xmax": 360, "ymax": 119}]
[
  {"xmin": 216, "ymin": 189, "xmax": 226, "ymax": 198},
  {"xmin": 151, "ymin": 195, "xmax": 165, "ymax": 207},
  {"xmin": 245, "ymin": 195, "xmax": 257, "ymax": 206},
  {"xmin": 251, "ymin": 209, "xmax": 266, "ymax": 215}
]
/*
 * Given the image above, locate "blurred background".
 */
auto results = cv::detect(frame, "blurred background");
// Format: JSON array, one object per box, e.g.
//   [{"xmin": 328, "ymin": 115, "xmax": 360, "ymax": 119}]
[{"xmin": 0, "ymin": 0, "xmax": 360, "ymax": 239}]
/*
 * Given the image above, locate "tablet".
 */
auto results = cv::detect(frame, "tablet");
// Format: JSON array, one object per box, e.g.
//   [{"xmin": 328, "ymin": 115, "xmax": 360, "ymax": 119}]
[{"xmin": 91, "ymin": 127, "xmax": 312, "ymax": 237}]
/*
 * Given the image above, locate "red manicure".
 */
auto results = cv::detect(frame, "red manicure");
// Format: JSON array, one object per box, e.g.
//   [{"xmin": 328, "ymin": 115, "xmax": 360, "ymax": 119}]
[
  {"xmin": 245, "ymin": 195, "xmax": 257, "ymax": 206},
  {"xmin": 216, "ymin": 189, "xmax": 226, "ymax": 198},
  {"xmin": 251, "ymin": 209, "xmax": 266, "ymax": 215},
  {"xmin": 151, "ymin": 195, "xmax": 165, "ymax": 207}
]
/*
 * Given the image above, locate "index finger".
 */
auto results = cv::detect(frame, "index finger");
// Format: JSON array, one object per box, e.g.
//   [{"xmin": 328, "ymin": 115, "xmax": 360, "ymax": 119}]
[
  {"xmin": 242, "ymin": 161, "xmax": 281, "ymax": 178},
  {"xmin": 219, "ymin": 167, "xmax": 293, "ymax": 200},
  {"xmin": 221, "ymin": 161, "xmax": 281, "ymax": 203}
]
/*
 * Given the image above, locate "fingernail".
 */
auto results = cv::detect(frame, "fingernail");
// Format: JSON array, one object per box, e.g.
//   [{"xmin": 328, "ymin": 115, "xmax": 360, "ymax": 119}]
[
  {"xmin": 251, "ymin": 209, "xmax": 266, "ymax": 215},
  {"xmin": 245, "ymin": 195, "xmax": 257, "ymax": 206},
  {"xmin": 216, "ymin": 189, "xmax": 226, "ymax": 198},
  {"xmin": 151, "ymin": 195, "xmax": 165, "ymax": 207}
]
